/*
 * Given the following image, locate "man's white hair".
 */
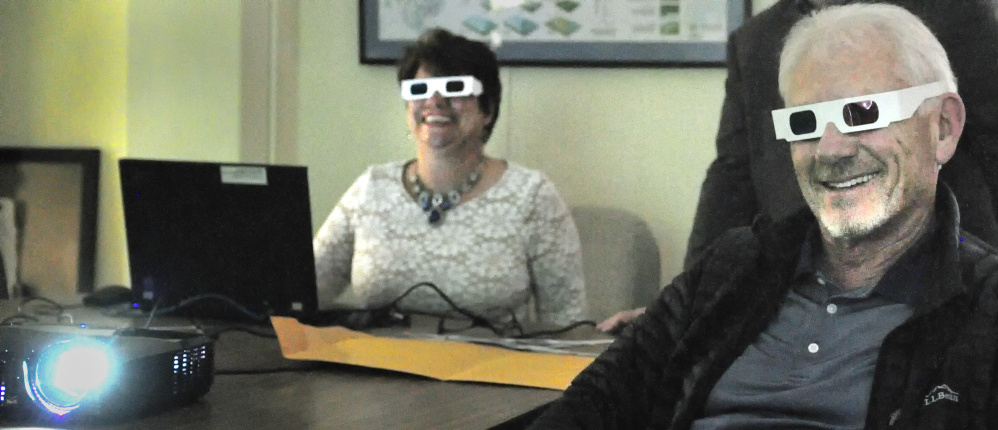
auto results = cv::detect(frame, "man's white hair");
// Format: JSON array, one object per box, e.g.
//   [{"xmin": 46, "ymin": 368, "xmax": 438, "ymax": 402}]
[{"xmin": 778, "ymin": 3, "xmax": 957, "ymax": 105}]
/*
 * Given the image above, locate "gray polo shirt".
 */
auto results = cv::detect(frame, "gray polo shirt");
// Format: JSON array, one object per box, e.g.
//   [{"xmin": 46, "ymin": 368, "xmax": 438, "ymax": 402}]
[{"xmin": 690, "ymin": 228, "xmax": 932, "ymax": 429}]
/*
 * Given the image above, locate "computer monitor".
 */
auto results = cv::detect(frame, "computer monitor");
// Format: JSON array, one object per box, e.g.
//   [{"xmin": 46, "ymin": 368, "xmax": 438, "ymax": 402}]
[{"xmin": 119, "ymin": 159, "xmax": 317, "ymax": 320}]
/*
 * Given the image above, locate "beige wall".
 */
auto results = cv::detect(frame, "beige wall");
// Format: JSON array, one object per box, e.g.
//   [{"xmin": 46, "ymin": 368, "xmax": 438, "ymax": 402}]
[
  {"xmin": 126, "ymin": 0, "xmax": 242, "ymax": 162},
  {"xmin": 1, "ymin": 0, "xmax": 780, "ymax": 292},
  {"xmin": 0, "ymin": 0, "xmax": 129, "ymax": 289},
  {"xmin": 0, "ymin": 0, "xmax": 243, "ymax": 289}
]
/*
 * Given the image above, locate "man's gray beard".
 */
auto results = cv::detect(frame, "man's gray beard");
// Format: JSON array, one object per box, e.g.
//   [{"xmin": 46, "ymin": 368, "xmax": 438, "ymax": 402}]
[
  {"xmin": 816, "ymin": 193, "xmax": 898, "ymax": 239},
  {"xmin": 820, "ymin": 208, "xmax": 888, "ymax": 239}
]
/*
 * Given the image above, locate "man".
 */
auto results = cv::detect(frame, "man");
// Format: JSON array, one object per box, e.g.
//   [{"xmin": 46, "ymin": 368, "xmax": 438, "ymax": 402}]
[
  {"xmin": 597, "ymin": 0, "xmax": 998, "ymax": 333},
  {"xmin": 533, "ymin": 4, "xmax": 998, "ymax": 429},
  {"xmin": 685, "ymin": 0, "xmax": 998, "ymax": 267}
]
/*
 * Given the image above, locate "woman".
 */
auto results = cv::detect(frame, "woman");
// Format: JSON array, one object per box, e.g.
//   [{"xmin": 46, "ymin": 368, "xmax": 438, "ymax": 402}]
[{"xmin": 313, "ymin": 29, "xmax": 585, "ymax": 325}]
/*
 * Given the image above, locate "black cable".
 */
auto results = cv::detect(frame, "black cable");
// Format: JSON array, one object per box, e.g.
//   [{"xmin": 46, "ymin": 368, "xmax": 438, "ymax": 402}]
[
  {"xmin": 0, "ymin": 313, "xmax": 39, "ymax": 325},
  {"xmin": 515, "ymin": 320, "xmax": 598, "ymax": 338},
  {"xmin": 144, "ymin": 296, "xmax": 165, "ymax": 328},
  {"xmin": 387, "ymin": 282, "xmax": 497, "ymax": 327},
  {"xmin": 0, "ymin": 295, "xmax": 76, "ymax": 326},
  {"xmin": 381, "ymin": 282, "xmax": 522, "ymax": 336},
  {"xmin": 142, "ymin": 293, "xmax": 269, "ymax": 327},
  {"xmin": 19, "ymin": 296, "xmax": 67, "ymax": 316},
  {"xmin": 361, "ymin": 281, "xmax": 596, "ymax": 339},
  {"xmin": 168, "ymin": 293, "xmax": 268, "ymax": 321},
  {"xmin": 505, "ymin": 308, "xmax": 525, "ymax": 337}
]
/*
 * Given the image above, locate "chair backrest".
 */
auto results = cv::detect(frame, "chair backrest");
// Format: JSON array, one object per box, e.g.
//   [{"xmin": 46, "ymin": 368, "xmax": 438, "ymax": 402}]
[{"xmin": 571, "ymin": 205, "xmax": 660, "ymax": 322}]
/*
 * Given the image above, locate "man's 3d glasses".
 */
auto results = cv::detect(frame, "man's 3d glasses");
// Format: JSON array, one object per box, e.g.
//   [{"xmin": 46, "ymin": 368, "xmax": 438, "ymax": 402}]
[
  {"xmin": 400, "ymin": 75, "xmax": 484, "ymax": 101},
  {"xmin": 772, "ymin": 81, "xmax": 954, "ymax": 142}
]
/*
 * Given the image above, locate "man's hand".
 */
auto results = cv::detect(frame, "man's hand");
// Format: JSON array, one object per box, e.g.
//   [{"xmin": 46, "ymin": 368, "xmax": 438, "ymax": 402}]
[{"xmin": 596, "ymin": 307, "xmax": 647, "ymax": 334}]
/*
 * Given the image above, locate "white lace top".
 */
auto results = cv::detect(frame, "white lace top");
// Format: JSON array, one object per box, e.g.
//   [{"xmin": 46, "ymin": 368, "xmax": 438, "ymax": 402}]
[{"xmin": 313, "ymin": 161, "xmax": 586, "ymax": 325}]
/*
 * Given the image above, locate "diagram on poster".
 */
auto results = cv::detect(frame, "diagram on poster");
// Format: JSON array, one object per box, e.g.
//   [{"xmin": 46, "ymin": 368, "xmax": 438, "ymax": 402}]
[{"xmin": 377, "ymin": 0, "xmax": 729, "ymax": 44}]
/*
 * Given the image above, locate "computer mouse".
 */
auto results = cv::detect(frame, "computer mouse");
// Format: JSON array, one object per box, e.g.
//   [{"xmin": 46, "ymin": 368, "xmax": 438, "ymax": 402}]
[{"xmin": 83, "ymin": 285, "xmax": 135, "ymax": 307}]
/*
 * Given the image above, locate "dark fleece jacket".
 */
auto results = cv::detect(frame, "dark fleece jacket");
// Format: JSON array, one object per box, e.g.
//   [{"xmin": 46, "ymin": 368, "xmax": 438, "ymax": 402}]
[{"xmin": 531, "ymin": 184, "xmax": 998, "ymax": 429}]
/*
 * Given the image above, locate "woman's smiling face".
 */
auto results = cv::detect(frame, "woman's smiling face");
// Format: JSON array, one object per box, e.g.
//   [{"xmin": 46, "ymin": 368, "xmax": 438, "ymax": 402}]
[{"xmin": 406, "ymin": 65, "xmax": 493, "ymax": 154}]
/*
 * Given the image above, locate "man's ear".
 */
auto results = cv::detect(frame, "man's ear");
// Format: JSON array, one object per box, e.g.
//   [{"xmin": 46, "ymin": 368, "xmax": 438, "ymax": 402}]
[{"xmin": 935, "ymin": 92, "xmax": 965, "ymax": 165}]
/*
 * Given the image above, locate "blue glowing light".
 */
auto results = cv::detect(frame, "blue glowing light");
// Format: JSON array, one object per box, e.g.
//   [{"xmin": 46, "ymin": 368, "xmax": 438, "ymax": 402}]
[
  {"xmin": 50, "ymin": 346, "xmax": 111, "ymax": 394},
  {"xmin": 23, "ymin": 339, "xmax": 115, "ymax": 416}
]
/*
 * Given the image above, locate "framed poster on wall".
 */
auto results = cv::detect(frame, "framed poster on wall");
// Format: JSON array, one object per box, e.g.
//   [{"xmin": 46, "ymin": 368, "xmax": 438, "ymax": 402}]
[{"xmin": 360, "ymin": 0, "xmax": 750, "ymax": 67}]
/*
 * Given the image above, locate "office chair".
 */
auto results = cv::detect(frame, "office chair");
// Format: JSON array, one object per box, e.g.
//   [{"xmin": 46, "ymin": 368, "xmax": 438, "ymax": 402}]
[{"xmin": 570, "ymin": 206, "xmax": 660, "ymax": 322}]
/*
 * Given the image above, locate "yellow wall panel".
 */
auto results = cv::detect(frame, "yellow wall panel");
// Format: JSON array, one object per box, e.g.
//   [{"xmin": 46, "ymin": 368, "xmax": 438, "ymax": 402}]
[{"xmin": 0, "ymin": 0, "xmax": 128, "ymax": 290}]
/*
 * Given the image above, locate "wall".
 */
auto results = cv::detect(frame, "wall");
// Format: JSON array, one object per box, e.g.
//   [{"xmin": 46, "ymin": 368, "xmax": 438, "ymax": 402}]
[
  {"xmin": 0, "ymin": 0, "xmax": 129, "ymax": 290},
  {"xmin": 0, "ymin": 0, "xmax": 243, "ymax": 290},
  {"xmin": 126, "ymin": 1, "xmax": 242, "ymax": 162}
]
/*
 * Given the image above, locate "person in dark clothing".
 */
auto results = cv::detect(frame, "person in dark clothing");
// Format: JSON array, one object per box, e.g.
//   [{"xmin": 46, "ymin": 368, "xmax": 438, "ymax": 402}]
[
  {"xmin": 597, "ymin": 0, "xmax": 998, "ymax": 333},
  {"xmin": 532, "ymin": 4, "xmax": 998, "ymax": 429}
]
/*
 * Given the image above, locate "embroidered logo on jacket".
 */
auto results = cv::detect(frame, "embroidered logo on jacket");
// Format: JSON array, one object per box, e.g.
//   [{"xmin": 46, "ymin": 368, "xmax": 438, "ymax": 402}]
[{"xmin": 924, "ymin": 384, "xmax": 959, "ymax": 406}]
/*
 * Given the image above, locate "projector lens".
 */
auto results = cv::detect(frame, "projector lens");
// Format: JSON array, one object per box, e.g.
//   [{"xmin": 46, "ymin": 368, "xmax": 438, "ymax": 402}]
[
  {"xmin": 49, "ymin": 345, "xmax": 111, "ymax": 396},
  {"xmin": 26, "ymin": 339, "xmax": 114, "ymax": 415}
]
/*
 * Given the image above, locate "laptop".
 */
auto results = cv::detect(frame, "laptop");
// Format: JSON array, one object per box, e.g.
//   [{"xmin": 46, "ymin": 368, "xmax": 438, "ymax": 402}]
[{"xmin": 119, "ymin": 158, "xmax": 318, "ymax": 321}]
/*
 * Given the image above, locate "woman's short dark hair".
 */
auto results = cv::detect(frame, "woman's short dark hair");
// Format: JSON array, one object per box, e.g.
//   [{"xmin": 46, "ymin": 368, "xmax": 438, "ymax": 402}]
[{"xmin": 397, "ymin": 28, "xmax": 501, "ymax": 141}]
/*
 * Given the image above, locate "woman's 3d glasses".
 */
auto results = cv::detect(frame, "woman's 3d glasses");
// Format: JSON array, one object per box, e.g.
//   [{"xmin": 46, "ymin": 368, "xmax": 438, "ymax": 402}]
[
  {"xmin": 771, "ymin": 81, "xmax": 954, "ymax": 142},
  {"xmin": 400, "ymin": 75, "xmax": 484, "ymax": 101}
]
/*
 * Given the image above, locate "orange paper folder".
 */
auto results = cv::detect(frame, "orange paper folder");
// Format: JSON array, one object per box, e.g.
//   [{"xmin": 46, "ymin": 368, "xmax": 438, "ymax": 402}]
[{"xmin": 271, "ymin": 316, "xmax": 595, "ymax": 390}]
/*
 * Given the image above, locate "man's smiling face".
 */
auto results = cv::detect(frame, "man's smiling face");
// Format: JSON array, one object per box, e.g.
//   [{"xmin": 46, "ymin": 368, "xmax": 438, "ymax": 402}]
[{"xmin": 786, "ymin": 40, "xmax": 941, "ymax": 239}]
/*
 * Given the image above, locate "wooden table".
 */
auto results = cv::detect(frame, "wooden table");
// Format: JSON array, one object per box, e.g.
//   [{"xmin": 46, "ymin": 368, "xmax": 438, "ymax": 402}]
[{"xmin": 1, "ymin": 301, "xmax": 581, "ymax": 429}]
